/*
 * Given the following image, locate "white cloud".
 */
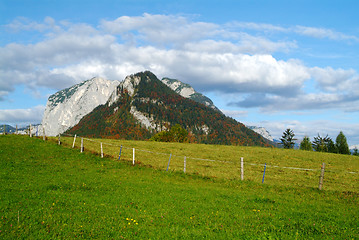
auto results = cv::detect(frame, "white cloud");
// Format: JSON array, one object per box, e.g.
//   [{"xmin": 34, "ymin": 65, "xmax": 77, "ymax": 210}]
[
  {"xmin": 236, "ymin": 33, "xmax": 297, "ymax": 54},
  {"xmin": 232, "ymin": 91, "xmax": 359, "ymax": 113},
  {"xmin": 182, "ymin": 36, "xmax": 297, "ymax": 55},
  {"xmin": 228, "ymin": 64, "xmax": 359, "ymax": 112},
  {"xmin": 228, "ymin": 22, "xmax": 287, "ymax": 32},
  {"xmin": 0, "ymin": 105, "xmax": 45, "ymax": 124},
  {"xmin": 1, "ymin": 14, "xmax": 358, "ymax": 116},
  {"xmin": 221, "ymin": 110, "xmax": 248, "ymax": 119},
  {"xmin": 5, "ymin": 16, "xmax": 59, "ymax": 32},
  {"xmin": 293, "ymin": 26, "xmax": 359, "ymax": 42},
  {"xmin": 228, "ymin": 21, "xmax": 359, "ymax": 42},
  {"xmin": 100, "ymin": 13, "xmax": 219, "ymax": 46},
  {"xmin": 310, "ymin": 67, "xmax": 359, "ymax": 92}
]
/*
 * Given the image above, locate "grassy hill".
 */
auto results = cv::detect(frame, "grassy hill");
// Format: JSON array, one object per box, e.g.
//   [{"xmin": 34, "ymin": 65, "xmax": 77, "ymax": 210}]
[
  {"xmin": 59, "ymin": 135, "xmax": 358, "ymax": 192},
  {"xmin": 0, "ymin": 135, "xmax": 358, "ymax": 239}
]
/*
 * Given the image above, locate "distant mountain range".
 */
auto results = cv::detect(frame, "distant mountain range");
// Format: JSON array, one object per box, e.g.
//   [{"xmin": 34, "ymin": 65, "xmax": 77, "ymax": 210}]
[
  {"xmin": 0, "ymin": 124, "xmax": 17, "ymax": 134},
  {"xmin": 0, "ymin": 124, "xmax": 43, "ymax": 135}
]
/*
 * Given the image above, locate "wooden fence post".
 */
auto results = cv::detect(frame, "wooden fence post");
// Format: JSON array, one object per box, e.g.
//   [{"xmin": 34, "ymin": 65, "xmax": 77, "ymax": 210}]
[
  {"xmin": 29, "ymin": 124, "xmax": 32, "ymax": 137},
  {"xmin": 132, "ymin": 148, "xmax": 135, "ymax": 165},
  {"xmin": 166, "ymin": 154, "xmax": 172, "ymax": 171},
  {"xmin": 184, "ymin": 156, "xmax": 186, "ymax": 173},
  {"xmin": 16, "ymin": 125, "xmax": 18, "ymax": 135},
  {"xmin": 58, "ymin": 134, "xmax": 61, "ymax": 145},
  {"xmin": 72, "ymin": 134, "xmax": 77, "ymax": 148},
  {"xmin": 80, "ymin": 138, "xmax": 84, "ymax": 153},
  {"xmin": 101, "ymin": 143, "xmax": 103, "ymax": 158},
  {"xmin": 240, "ymin": 157, "xmax": 244, "ymax": 181},
  {"xmin": 3, "ymin": 124, "xmax": 5, "ymax": 135},
  {"xmin": 318, "ymin": 163, "xmax": 325, "ymax": 190}
]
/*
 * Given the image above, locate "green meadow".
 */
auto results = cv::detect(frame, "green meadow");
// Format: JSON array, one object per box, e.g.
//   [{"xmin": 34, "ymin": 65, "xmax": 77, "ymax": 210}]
[
  {"xmin": 60, "ymin": 135, "xmax": 358, "ymax": 192},
  {"xmin": 0, "ymin": 135, "xmax": 358, "ymax": 239}
]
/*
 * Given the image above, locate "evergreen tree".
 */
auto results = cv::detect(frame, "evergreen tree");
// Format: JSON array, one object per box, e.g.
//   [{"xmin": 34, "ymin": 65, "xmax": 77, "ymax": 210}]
[
  {"xmin": 280, "ymin": 129, "xmax": 297, "ymax": 149},
  {"xmin": 327, "ymin": 138, "xmax": 338, "ymax": 153},
  {"xmin": 312, "ymin": 134, "xmax": 329, "ymax": 152},
  {"xmin": 312, "ymin": 134, "xmax": 338, "ymax": 153},
  {"xmin": 335, "ymin": 131, "xmax": 350, "ymax": 155},
  {"xmin": 300, "ymin": 136, "xmax": 312, "ymax": 151},
  {"xmin": 353, "ymin": 148, "xmax": 359, "ymax": 156}
]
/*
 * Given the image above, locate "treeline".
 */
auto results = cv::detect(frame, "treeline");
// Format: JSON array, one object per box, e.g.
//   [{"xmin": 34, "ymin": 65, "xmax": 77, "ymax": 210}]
[{"xmin": 280, "ymin": 128, "xmax": 358, "ymax": 156}]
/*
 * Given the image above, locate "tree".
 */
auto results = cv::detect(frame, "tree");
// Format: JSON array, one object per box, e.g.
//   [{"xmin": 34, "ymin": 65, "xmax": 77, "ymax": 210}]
[
  {"xmin": 280, "ymin": 129, "xmax": 297, "ymax": 149},
  {"xmin": 312, "ymin": 134, "xmax": 337, "ymax": 153},
  {"xmin": 312, "ymin": 134, "xmax": 329, "ymax": 152},
  {"xmin": 335, "ymin": 131, "xmax": 350, "ymax": 155},
  {"xmin": 300, "ymin": 136, "xmax": 312, "ymax": 151},
  {"xmin": 353, "ymin": 148, "xmax": 359, "ymax": 156},
  {"xmin": 327, "ymin": 138, "xmax": 338, "ymax": 153},
  {"xmin": 171, "ymin": 124, "xmax": 188, "ymax": 143},
  {"xmin": 150, "ymin": 124, "xmax": 188, "ymax": 143}
]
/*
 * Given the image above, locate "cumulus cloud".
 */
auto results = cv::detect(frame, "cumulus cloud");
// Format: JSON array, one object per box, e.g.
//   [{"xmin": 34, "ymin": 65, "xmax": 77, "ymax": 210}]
[
  {"xmin": 1, "ymin": 14, "xmax": 358, "ymax": 115},
  {"xmin": 0, "ymin": 105, "xmax": 45, "ymax": 124},
  {"xmin": 310, "ymin": 67, "xmax": 359, "ymax": 92},
  {"xmin": 100, "ymin": 13, "xmax": 219, "ymax": 46}
]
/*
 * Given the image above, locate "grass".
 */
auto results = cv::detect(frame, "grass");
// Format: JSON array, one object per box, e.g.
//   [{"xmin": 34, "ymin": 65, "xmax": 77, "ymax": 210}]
[
  {"xmin": 57, "ymin": 135, "xmax": 358, "ymax": 192},
  {"xmin": 0, "ymin": 135, "xmax": 358, "ymax": 239}
]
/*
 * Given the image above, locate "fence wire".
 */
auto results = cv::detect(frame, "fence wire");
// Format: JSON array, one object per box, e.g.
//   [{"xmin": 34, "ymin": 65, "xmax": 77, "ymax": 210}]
[{"xmin": 61, "ymin": 133, "xmax": 358, "ymax": 175}]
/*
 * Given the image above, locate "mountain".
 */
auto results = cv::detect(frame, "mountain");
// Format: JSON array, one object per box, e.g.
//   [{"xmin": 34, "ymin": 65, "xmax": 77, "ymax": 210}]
[
  {"xmin": 66, "ymin": 71, "xmax": 272, "ymax": 147},
  {"xmin": 246, "ymin": 126, "xmax": 274, "ymax": 141},
  {"xmin": 0, "ymin": 124, "xmax": 43, "ymax": 135},
  {"xmin": 161, "ymin": 78, "xmax": 218, "ymax": 110},
  {"xmin": 160, "ymin": 79, "xmax": 274, "ymax": 142},
  {"xmin": 0, "ymin": 124, "xmax": 16, "ymax": 134},
  {"xmin": 42, "ymin": 77, "xmax": 120, "ymax": 136}
]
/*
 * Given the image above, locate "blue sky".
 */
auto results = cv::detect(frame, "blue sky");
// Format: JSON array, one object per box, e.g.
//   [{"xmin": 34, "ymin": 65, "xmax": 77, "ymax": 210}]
[{"xmin": 1, "ymin": 0, "xmax": 359, "ymax": 146}]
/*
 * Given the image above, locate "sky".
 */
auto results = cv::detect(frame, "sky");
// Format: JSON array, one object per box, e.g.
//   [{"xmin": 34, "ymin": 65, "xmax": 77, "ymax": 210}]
[{"xmin": 0, "ymin": 0, "xmax": 358, "ymax": 146}]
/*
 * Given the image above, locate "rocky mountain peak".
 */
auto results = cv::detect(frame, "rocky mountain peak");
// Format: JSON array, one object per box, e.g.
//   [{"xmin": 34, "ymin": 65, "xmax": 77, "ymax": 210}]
[
  {"xmin": 42, "ymin": 77, "xmax": 120, "ymax": 136},
  {"xmin": 247, "ymin": 126, "xmax": 274, "ymax": 142},
  {"xmin": 108, "ymin": 71, "xmax": 157, "ymax": 106},
  {"xmin": 161, "ymin": 77, "xmax": 218, "ymax": 111},
  {"xmin": 162, "ymin": 78, "xmax": 195, "ymax": 98}
]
